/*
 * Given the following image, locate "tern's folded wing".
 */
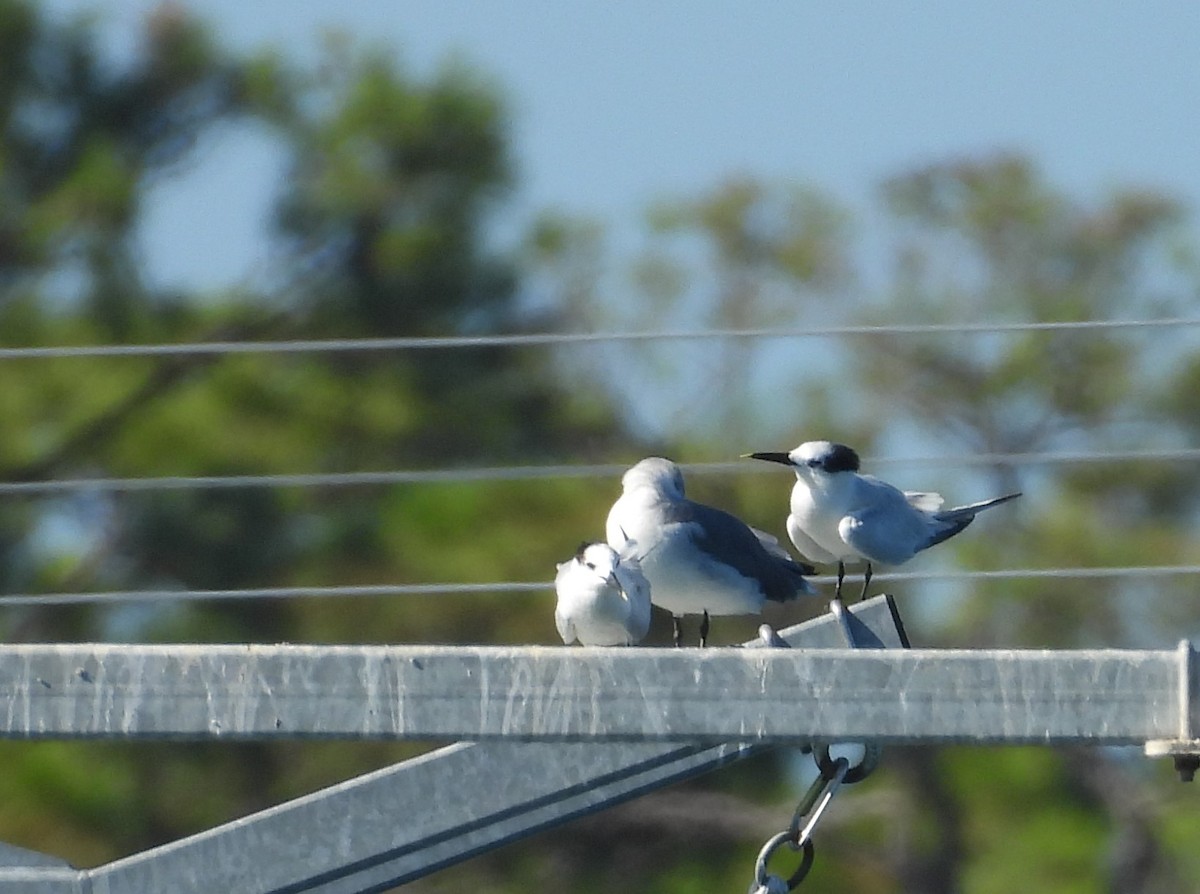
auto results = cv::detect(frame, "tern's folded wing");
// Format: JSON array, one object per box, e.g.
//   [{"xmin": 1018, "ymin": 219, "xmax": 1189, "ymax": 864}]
[{"xmin": 839, "ymin": 506, "xmax": 925, "ymax": 566}]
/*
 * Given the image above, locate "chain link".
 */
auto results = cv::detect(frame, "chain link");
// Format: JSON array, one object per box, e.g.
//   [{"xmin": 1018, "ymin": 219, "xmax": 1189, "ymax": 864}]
[
  {"xmin": 748, "ymin": 743, "xmax": 878, "ymax": 892},
  {"xmin": 747, "ymin": 598, "xmax": 888, "ymax": 891},
  {"xmin": 750, "ymin": 832, "xmax": 814, "ymax": 894}
]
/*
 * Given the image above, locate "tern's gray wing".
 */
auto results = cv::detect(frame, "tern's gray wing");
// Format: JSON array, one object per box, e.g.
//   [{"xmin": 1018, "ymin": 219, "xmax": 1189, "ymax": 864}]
[
  {"xmin": 672, "ymin": 500, "xmax": 815, "ymax": 602},
  {"xmin": 839, "ymin": 499, "xmax": 931, "ymax": 566}
]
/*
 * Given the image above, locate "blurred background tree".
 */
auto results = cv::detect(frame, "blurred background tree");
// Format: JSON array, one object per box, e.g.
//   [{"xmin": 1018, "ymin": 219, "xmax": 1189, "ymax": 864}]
[
  {"xmin": 1, "ymin": 2, "xmax": 1198, "ymax": 892},
  {"xmin": 0, "ymin": 0, "xmax": 629, "ymax": 870}
]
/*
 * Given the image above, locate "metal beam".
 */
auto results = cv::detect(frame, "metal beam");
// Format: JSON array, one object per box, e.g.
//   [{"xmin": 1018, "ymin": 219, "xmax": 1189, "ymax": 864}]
[
  {"xmin": 0, "ymin": 632, "xmax": 1187, "ymax": 747},
  {"xmin": 89, "ymin": 741, "xmax": 756, "ymax": 894},
  {"xmin": 0, "ymin": 843, "xmax": 80, "ymax": 894},
  {"xmin": 3, "ymin": 596, "xmax": 906, "ymax": 894}
]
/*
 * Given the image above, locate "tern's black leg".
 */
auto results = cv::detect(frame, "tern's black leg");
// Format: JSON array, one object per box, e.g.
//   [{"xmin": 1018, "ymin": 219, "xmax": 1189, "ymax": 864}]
[
  {"xmin": 672, "ymin": 615, "xmax": 684, "ymax": 648},
  {"xmin": 699, "ymin": 611, "xmax": 710, "ymax": 648},
  {"xmin": 835, "ymin": 561, "xmax": 846, "ymax": 601},
  {"xmin": 858, "ymin": 563, "xmax": 873, "ymax": 602}
]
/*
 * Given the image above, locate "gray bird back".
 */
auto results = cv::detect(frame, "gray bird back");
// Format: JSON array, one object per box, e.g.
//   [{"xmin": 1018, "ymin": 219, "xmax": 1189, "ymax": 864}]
[{"xmin": 672, "ymin": 499, "xmax": 814, "ymax": 603}]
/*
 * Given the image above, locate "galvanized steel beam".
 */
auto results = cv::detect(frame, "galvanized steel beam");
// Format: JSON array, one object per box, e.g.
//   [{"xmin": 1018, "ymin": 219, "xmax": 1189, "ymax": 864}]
[
  {"xmin": 0, "ymin": 631, "xmax": 1187, "ymax": 748},
  {"xmin": 1, "ymin": 596, "xmax": 905, "ymax": 893}
]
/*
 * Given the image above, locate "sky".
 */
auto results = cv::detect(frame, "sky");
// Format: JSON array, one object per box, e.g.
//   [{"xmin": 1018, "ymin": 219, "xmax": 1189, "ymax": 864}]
[
  {"xmin": 29, "ymin": 1, "xmax": 1200, "ymax": 629},
  {"xmin": 41, "ymin": 0, "xmax": 1200, "ymax": 295}
]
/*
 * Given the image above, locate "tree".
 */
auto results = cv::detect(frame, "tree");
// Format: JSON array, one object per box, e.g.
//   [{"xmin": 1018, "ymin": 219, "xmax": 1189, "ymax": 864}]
[
  {"xmin": 528, "ymin": 154, "xmax": 1200, "ymax": 894},
  {"xmin": 851, "ymin": 155, "xmax": 1197, "ymax": 893},
  {"xmin": 528, "ymin": 177, "xmax": 856, "ymax": 449},
  {"xmin": 868, "ymin": 154, "xmax": 1191, "ymax": 647},
  {"xmin": 0, "ymin": 3, "xmax": 630, "ymax": 873},
  {"xmin": 4, "ymin": 3, "xmax": 1200, "ymax": 891}
]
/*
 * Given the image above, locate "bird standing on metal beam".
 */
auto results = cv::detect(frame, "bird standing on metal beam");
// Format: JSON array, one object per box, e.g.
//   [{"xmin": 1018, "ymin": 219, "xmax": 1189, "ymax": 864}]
[
  {"xmin": 747, "ymin": 441, "xmax": 1020, "ymax": 601},
  {"xmin": 605, "ymin": 457, "xmax": 817, "ymax": 646},
  {"xmin": 554, "ymin": 541, "xmax": 652, "ymax": 646}
]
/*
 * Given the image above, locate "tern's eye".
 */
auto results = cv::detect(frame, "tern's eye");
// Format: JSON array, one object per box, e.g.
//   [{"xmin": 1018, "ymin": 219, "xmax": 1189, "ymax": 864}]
[{"xmin": 585, "ymin": 561, "xmax": 596, "ymax": 570}]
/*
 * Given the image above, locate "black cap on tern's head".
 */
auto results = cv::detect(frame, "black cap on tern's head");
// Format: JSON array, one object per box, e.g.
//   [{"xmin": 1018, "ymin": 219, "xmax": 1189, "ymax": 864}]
[
  {"xmin": 572, "ymin": 541, "xmax": 620, "ymax": 580},
  {"xmin": 747, "ymin": 441, "xmax": 862, "ymax": 474},
  {"xmin": 802, "ymin": 441, "xmax": 861, "ymax": 474}
]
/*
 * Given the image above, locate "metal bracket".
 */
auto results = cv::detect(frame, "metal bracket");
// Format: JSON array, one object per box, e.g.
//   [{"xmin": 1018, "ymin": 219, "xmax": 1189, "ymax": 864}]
[
  {"xmin": 1144, "ymin": 640, "xmax": 1199, "ymax": 781},
  {"xmin": 1143, "ymin": 739, "xmax": 1200, "ymax": 781}
]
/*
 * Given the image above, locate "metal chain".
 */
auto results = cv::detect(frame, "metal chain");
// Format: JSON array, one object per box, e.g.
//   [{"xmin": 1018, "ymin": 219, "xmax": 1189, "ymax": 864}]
[
  {"xmin": 748, "ymin": 599, "xmax": 887, "ymax": 892},
  {"xmin": 749, "ymin": 747, "xmax": 870, "ymax": 893}
]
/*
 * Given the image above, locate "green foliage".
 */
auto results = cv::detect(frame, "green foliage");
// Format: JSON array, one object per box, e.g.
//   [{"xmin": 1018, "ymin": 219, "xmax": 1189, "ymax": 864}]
[
  {"xmin": 1, "ymin": 4, "xmax": 1199, "ymax": 892},
  {"xmin": 273, "ymin": 44, "xmax": 512, "ymax": 337},
  {"xmin": 0, "ymin": 2, "xmax": 629, "ymax": 872}
]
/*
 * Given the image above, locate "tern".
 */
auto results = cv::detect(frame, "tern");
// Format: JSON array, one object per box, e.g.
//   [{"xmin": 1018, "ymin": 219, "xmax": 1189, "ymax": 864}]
[
  {"xmin": 605, "ymin": 457, "xmax": 817, "ymax": 646},
  {"xmin": 747, "ymin": 441, "xmax": 1020, "ymax": 600},
  {"xmin": 554, "ymin": 541, "xmax": 652, "ymax": 646}
]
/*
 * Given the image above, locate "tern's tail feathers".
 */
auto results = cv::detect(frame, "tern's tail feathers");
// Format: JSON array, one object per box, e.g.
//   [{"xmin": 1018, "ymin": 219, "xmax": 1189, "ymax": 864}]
[
  {"xmin": 752, "ymin": 527, "xmax": 818, "ymax": 575},
  {"xmin": 767, "ymin": 558, "xmax": 820, "ymax": 601},
  {"xmin": 936, "ymin": 491, "xmax": 1022, "ymax": 522},
  {"xmin": 922, "ymin": 492, "xmax": 1022, "ymax": 550},
  {"xmin": 751, "ymin": 526, "xmax": 815, "ymax": 572},
  {"xmin": 751, "ymin": 526, "xmax": 819, "ymax": 600}
]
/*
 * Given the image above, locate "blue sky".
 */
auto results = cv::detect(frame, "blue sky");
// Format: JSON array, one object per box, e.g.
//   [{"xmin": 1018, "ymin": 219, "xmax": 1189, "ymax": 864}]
[
  {"xmin": 28, "ymin": 2, "xmax": 1200, "ymax": 627},
  {"xmin": 43, "ymin": 0, "xmax": 1200, "ymax": 294}
]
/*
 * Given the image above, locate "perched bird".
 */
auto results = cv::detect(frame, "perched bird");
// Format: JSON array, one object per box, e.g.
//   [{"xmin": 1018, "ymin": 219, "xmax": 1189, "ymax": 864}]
[
  {"xmin": 747, "ymin": 441, "xmax": 1021, "ymax": 600},
  {"xmin": 554, "ymin": 541, "xmax": 652, "ymax": 646},
  {"xmin": 605, "ymin": 457, "xmax": 817, "ymax": 646}
]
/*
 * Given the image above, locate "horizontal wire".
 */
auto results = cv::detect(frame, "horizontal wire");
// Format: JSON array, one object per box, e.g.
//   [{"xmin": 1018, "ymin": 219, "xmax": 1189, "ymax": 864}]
[
  {"xmin": 0, "ymin": 464, "xmax": 629, "ymax": 495},
  {"xmin": 867, "ymin": 565, "xmax": 1200, "ymax": 584},
  {"xmin": 0, "ymin": 582, "xmax": 545, "ymax": 607},
  {"xmin": 3, "ymin": 447, "xmax": 1198, "ymax": 496},
  {"xmin": 1, "ymin": 565, "xmax": 1195, "ymax": 607},
  {"xmin": 1, "ymin": 317, "xmax": 1197, "ymax": 360}
]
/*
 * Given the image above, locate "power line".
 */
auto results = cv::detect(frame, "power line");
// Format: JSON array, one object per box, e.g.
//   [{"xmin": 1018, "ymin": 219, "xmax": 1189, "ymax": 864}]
[
  {"xmin": 0, "ymin": 316, "xmax": 1197, "ymax": 360},
  {"xmin": 0, "ymin": 465, "xmax": 629, "ymax": 496},
  {"xmin": 1, "ymin": 564, "xmax": 1195, "ymax": 606},
  {"xmin": 0, "ymin": 582, "xmax": 545, "ymax": 607},
  {"xmin": 2, "ymin": 447, "xmax": 1198, "ymax": 496}
]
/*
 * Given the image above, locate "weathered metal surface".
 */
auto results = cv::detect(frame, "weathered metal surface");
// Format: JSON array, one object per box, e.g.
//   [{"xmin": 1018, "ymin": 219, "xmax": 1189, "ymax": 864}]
[
  {"xmin": 1, "ymin": 597, "xmax": 904, "ymax": 894},
  {"xmin": 5, "ymin": 598, "xmax": 1190, "ymax": 894},
  {"xmin": 0, "ymin": 640, "xmax": 1179, "ymax": 745}
]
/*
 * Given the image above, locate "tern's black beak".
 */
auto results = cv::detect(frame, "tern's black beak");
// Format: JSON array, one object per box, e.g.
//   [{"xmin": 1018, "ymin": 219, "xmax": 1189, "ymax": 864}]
[{"xmin": 744, "ymin": 451, "xmax": 793, "ymax": 467}]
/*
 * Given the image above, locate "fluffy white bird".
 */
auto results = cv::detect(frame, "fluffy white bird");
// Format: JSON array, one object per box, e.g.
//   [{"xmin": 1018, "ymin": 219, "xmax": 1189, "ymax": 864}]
[
  {"xmin": 605, "ymin": 457, "xmax": 817, "ymax": 646},
  {"xmin": 554, "ymin": 541, "xmax": 652, "ymax": 646},
  {"xmin": 748, "ymin": 441, "xmax": 1021, "ymax": 600}
]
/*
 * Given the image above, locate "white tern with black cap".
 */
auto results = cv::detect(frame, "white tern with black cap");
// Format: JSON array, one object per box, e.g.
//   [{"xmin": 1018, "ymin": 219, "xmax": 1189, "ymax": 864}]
[{"xmin": 747, "ymin": 441, "xmax": 1021, "ymax": 600}]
